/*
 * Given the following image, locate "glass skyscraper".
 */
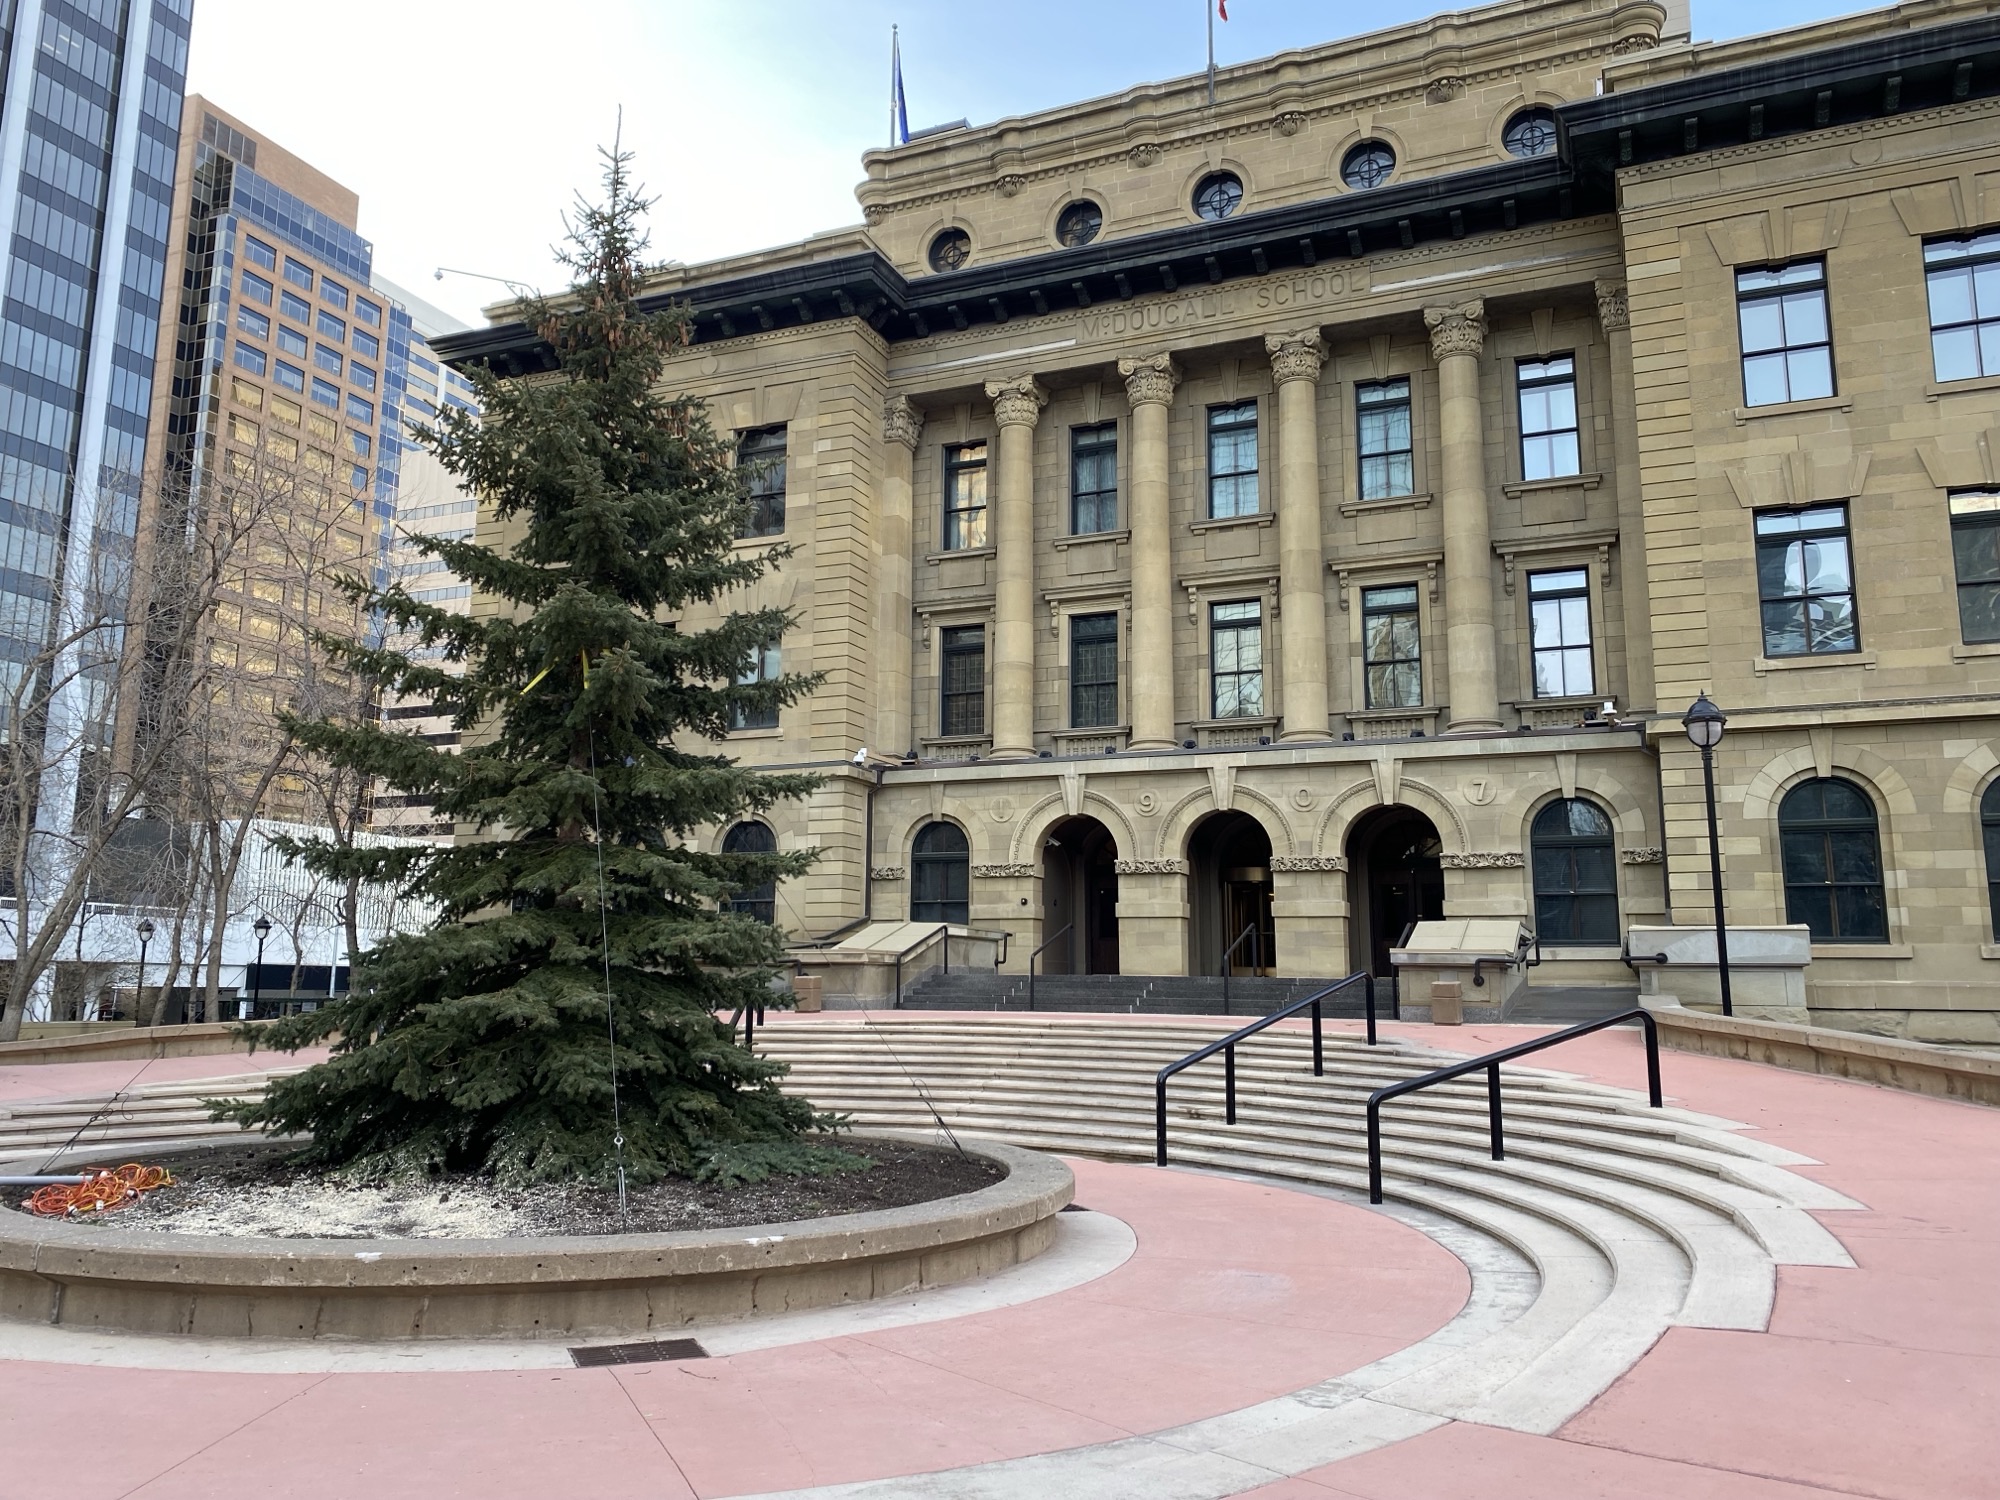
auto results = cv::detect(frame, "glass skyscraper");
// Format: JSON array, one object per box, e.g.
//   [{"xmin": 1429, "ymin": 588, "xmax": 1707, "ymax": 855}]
[{"xmin": 0, "ymin": 0, "xmax": 189, "ymax": 835}]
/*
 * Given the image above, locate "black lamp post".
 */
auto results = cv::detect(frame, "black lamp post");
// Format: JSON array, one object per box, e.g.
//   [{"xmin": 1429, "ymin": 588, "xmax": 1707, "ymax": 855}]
[
  {"xmin": 249, "ymin": 916, "xmax": 272, "ymax": 1020},
  {"xmin": 1682, "ymin": 693, "xmax": 1734, "ymax": 1017},
  {"xmin": 134, "ymin": 918, "xmax": 153, "ymax": 1025}
]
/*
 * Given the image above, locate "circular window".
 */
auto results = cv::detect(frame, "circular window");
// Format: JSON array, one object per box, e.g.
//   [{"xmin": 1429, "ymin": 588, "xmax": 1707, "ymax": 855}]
[
  {"xmin": 1503, "ymin": 107, "xmax": 1559, "ymax": 159},
  {"xmin": 1340, "ymin": 141, "xmax": 1396, "ymax": 190},
  {"xmin": 1192, "ymin": 171, "xmax": 1243, "ymax": 222},
  {"xmin": 927, "ymin": 228, "xmax": 971, "ymax": 273},
  {"xmin": 1055, "ymin": 200, "xmax": 1103, "ymax": 247}
]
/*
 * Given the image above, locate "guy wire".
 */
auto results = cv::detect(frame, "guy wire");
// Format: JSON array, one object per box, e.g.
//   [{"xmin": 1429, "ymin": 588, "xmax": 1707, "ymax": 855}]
[{"xmin": 585, "ymin": 722, "xmax": 628, "ymax": 1212}]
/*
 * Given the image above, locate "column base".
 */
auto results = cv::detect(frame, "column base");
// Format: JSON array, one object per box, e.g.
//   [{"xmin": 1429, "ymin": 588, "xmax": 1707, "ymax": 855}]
[
  {"xmin": 987, "ymin": 744, "xmax": 1038, "ymax": 761},
  {"xmin": 1127, "ymin": 736, "xmax": 1179, "ymax": 753},
  {"xmin": 1278, "ymin": 728, "xmax": 1330, "ymax": 745},
  {"xmin": 1444, "ymin": 718, "xmax": 1505, "ymax": 736}
]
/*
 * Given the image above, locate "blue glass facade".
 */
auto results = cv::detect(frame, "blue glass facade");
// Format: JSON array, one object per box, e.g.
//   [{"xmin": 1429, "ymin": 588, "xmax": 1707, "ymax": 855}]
[{"xmin": 0, "ymin": 0, "xmax": 190, "ymax": 765}]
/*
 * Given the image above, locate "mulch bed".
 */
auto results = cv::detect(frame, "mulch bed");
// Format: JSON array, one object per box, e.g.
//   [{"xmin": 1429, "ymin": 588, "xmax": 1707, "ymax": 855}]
[{"xmin": 60, "ymin": 1136, "xmax": 1004, "ymax": 1240}]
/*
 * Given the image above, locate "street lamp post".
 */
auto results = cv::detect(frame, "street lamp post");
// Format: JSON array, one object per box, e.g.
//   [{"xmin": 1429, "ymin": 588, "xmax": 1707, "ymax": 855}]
[
  {"xmin": 134, "ymin": 919, "xmax": 153, "ymax": 1025},
  {"xmin": 1681, "ymin": 693, "xmax": 1734, "ymax": 1018},
  {"xmin": 249, "ymin": 916, "xmax": 272, "ymax": 1021}
]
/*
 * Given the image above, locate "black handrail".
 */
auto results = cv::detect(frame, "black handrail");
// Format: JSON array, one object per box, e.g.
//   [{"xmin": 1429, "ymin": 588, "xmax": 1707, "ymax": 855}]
[
  {"xmin": 1026, "ymin": 923, "xmax": 1073, "ymax": 1011},
  {"xmin": 1365, "ymin": 1008, "xmax": 1662, "ymax": 1204},
  {"xmin": 1155, "ymin": 971, "xmax": 1370, "ymax": 1166},
  {"xmin": 1218, "ymin": 922, "xmax": 1264, "ymax": 1011},
  {"xmin": 892, "ymin": 924, "xmax": 951, "ymax": 1008}
]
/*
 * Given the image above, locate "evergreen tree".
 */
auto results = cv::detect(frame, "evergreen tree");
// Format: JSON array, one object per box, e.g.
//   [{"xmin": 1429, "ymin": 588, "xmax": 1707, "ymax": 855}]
[{"xmin": 220, "ymin": 147, "xmax": 842, "ymax": 1186}]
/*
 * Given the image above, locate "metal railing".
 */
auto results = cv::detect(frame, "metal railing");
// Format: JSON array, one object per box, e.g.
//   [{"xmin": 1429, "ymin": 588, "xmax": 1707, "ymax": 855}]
[
  {"xmin": 1026, "ymin": 923, "xmax": 1073, "ymax": 1011},
  {"xmin": 1219, "ymin": 922, "xmax": 1266, "ymax": 1011},
  {"xmin": 1156, "ymin": 970, "xmax": 1371, "ymax": 1166},
  {"xmin": 891, "ymin": 924, "xmax": 952, "ymax": 1008},
  {"xmin": 1365, "ymin": 1008, "xmax": 1662, "ymax": 1204}
]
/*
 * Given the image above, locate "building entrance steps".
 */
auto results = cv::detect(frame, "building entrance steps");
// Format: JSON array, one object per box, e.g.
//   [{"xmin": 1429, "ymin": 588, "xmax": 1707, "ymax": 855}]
[{"xmin": 899, "ymin": 969, "xmax": 1373, "ymax": 1014}]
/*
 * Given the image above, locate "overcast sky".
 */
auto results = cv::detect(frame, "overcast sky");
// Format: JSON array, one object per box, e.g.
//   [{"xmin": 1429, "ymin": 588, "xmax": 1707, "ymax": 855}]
[{"xmin": 187, "ymin": 0, "xmax": 1879, "ymax": 328}]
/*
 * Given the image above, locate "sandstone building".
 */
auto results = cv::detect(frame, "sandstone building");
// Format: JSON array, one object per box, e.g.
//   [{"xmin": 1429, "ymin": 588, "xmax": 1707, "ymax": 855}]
[{"xmin": 439, "ymin": 0, "xmax": 2000, "ymax": 1042}]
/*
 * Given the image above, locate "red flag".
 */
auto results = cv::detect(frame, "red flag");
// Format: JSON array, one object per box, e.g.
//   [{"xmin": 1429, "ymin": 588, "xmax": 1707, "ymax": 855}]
[{"xmin": 1218, "ymin": 0, "xmax": 1228, "ymax": 16}]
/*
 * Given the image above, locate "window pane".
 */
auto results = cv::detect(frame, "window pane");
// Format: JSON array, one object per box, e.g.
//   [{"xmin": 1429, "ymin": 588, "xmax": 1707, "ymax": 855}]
[
  {"xmin": 1959, "ymin": 580, "xmax": 2000, "ymax": 643},
  {"xmin": 1738, "ymin": 298, "xmax": 1786, "ymax": 353},
  {"xmin": 1785, "ymin": 346, "xmax": 1835, "ymax": 401},
  {"xmin": 1800, "ymin": 536, "xmax": 1851, "ymax": 594},
  {"xmin": 1785, "ymin": 885, "xmax": 1835, "ymax": 939},
  {"xmin": 1929, "ymin": 267, "xmax": 1975, "ymax": 325},
  {"xmin": 1828, "ymin": 830, "xmax": 1881, "ymax": 884},
  {"xmin": 1742, "ymin": 352, "xmax": 1791, "ymax": 406},
  {"xmin": 1976, "ymin": 260, "xmax": 2000, "ymax": 317},
  {"xmin": 1780, "ymin": 289, "xmax": 1828, "ymax": 344},
  {"xmin": 1981, "ymin": 323, "xmax": 2000, "ymax": 379},
  {"xmin": 1953, "ymin": 523, "xmax": 2000, "ymax": 584},
  {"xmin": 1834, "ymin": 885, "xmax": 1887, "ymax": 941},
  {"xmin": 1760, "ymin": 599, "xmax": 1806, "ymax": 656},
  {"xmin": 1807, "ymin": 595, "xmax": 1857, "ymax": 653}
]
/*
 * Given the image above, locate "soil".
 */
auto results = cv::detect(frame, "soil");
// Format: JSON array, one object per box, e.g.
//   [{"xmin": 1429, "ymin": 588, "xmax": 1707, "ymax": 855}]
[{"xmin": 57, "ymin": 1137, "xmax": 1004, "ymax": 1240}]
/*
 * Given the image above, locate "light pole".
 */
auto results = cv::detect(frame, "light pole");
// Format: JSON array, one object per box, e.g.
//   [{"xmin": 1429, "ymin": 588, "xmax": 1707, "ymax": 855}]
[
  {"xmin": 1682, "ymin": 693, "xmax": 1733, "ymax": 1017},
  {"xmin": 134, "ymin": 919, "xmax": 153, "ymax": 1025},
  {"xmin": 249, "ymin": 916, "xmax": 272, "ymax": 1021}
]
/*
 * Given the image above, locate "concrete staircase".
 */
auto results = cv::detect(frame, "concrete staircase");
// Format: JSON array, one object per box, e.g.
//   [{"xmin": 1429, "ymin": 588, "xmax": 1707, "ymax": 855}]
[
  {"xmin": 899, "ymin": 969, "xmax": 1376, "ymax": 1016},
  {"xmin": 0, "ymin": 1069, "xmax": 304, "ymax": 1165}
]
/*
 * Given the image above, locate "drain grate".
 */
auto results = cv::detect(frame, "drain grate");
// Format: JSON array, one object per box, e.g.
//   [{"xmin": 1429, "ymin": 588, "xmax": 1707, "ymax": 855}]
[{"xmin": 569, "ymin": 1337, "xmax": 708, "ymax": 1367}]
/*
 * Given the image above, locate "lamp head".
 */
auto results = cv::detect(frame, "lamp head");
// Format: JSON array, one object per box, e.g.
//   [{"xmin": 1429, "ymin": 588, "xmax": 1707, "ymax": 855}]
[
  {"xmin": 1682, "ymin": 692, "xmax": 1727, "ymax": 750},
  {"xmin": 253, "ymin": 916, "xmax": 273, "ymax": 938},
  {"xmin": 135, "ymin": 919, "xmax": 154, "ymax": 941}
]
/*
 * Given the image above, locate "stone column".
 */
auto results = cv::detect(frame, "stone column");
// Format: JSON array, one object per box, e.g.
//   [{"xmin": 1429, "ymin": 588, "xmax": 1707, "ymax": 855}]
[
  {"xmin": 1118, "ymin": 353, "xmax": 1180, "ymax": 751},
  {"xmin": 1265, "ymin": 329, "xmax": 1330, "ymax": 741},
  {"xmin": 1596, "ymin": 279, "xmax": 1656, "ymax": 713},
  {"xmin": 1425, "ymin": 299, "xmax": 1501, "ymax": 734},
  {"xmin": 876, "ymin": 397, "xmax": 923, "ymax": 756},
  {"xmin": 984, "ymin": 375, "xmax": 1047, "ymax": 759}
]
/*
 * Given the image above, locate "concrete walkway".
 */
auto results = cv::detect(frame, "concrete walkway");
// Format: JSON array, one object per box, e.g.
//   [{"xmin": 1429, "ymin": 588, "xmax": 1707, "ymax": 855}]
[{"xmin": 0, "ymin": 1021, "xmax": 1990, "ymax": 1499}]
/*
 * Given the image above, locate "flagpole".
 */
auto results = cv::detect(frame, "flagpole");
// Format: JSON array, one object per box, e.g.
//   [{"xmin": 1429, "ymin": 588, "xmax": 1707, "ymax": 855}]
[
  {"xmin": 1207, "ymin": 2, "xmax": 1215, "ymax": 107},
  {"xmin": 890, "ymin": 25, "xmax": 899, "ymax": 148}
]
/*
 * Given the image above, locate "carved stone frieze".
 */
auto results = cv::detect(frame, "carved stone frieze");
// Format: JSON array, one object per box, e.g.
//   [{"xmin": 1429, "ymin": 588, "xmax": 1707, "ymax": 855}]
[
  {"xmin": 984, "ymin": 375, "xmax": 1049, "ymax": 428},
  {"xmin": 1117, "ymin": 351, "xmax": 1181, "ymax": 408},
  {"xmin": 1424, "ymin": 299, "xmax": 1487, "ymax": 361},
  {"xmin": 1113, "ymin": 858, "xmax": 1189, "ymax": 876},
  {"xmin": 1270, "ymin": 855, "xmax": 1347, "ymax": 873},
  {"xmin": 870, "ymin": 866, "xmax": 907, "ymax": 881},
  {"xmin": 1425, "ymin": 76, "xmax": 1466, "ymax": 103},
  {"xmin": 1273, "ymin": 110, "xmax": 1307, "ymax": 137},
  {"xmin": 1128, "ymin": 143, "xmax": 1162, "ymax": 167},
  {"xmin": 1593, "ymin": 279, "xmax": 1630, "ymax": 334},
  {"xmin": 970, "ymin": 863, "xmax": 1037, "ymax": 879},
  {"xmin": 882, "ymin": 395, "xmax": 924, "ymax": 450},
  {"xmin": 1609, "ymin": 33, "xmax": 1658, "ymax": 53},
  {"xmin": 1264, "ymin": 328, "xmax": 1328, "ymax": 386},
  {"xmin": 1438, "ymin": 851, "xmax": 1525, "ymax": 869},
  {"xmin": 995, "ymin": 173, "xmax": 1027, "ymax": 198},
  {"xmin": 1620, "ymin": 847, "xmax": 1665, "ymax": 865}
]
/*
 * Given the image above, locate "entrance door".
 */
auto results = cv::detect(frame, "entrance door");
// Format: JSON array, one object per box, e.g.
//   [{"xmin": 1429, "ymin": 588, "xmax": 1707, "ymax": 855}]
[
  {"xmin": 1187, "ymin": 812, "xmax": 1276, "ymax": 976},
  {"xmin": 1346, "ymin": 807, "xmax": 1446, "ymax": 978},
  {"xmin": 1040, "ymin": 817, "xmax": 1121, "ymax": 975}
]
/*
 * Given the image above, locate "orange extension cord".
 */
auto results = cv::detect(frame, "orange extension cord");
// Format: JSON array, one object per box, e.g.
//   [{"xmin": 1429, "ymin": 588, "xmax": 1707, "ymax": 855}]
[{"xmin": 23, "ymin": 1163, "xmax": 174, "ymax": 1218}]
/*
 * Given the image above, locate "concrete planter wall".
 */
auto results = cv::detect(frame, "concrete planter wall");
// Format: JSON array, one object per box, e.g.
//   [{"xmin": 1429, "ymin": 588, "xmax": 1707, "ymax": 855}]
[{"xmin": 0, "ymin": 1138, "xmax": 1069, "ymax": 1342}]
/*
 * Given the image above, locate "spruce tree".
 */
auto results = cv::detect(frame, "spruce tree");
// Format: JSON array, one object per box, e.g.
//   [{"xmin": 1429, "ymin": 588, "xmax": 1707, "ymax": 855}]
[{"xmin": 220, "ymin": 148, "xmax": 842, "ymax": 1187}]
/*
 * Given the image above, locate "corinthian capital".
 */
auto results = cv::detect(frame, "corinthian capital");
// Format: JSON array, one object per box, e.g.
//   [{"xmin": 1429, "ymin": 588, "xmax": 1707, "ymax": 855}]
[
  {"xmin": 1264, "ymin": 328, "xmax": 1327, "ymax": 386},
  {"xmin": 1423, "ymin": 299, "xmax": 1487, "ymax": 361},
  {"xmin": 1116, "ymin": 352, "xmax": 1181, "ymax": 408},
  {"xmin": 984, "ymin": 375, "xmax": 1049, "ymax": 428},
  {"xmin": 882, "ymin": 395, "xmax": 924, "ymax": 450},
  {"xmin": 1593, "ymin": 278, "xmax": 1630, "ymax": 333}
]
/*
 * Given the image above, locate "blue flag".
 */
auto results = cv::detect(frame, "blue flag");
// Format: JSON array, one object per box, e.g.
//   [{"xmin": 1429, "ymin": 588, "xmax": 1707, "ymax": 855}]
[{"xmin": 891, "ymin": 27, "xmax": 909, "ymax": 146}]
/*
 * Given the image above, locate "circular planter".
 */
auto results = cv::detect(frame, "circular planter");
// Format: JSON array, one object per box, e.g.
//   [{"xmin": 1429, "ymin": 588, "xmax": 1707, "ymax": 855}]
[{"xmin": 0, "ymin": 1137, "xmax": 1070, "ymax": 1342}]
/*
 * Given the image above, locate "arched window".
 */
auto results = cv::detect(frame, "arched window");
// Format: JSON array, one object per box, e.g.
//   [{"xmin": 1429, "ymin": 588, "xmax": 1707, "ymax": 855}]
[
  {"xmin": 1530, "ymin": 798, "xmax": 1618, "ymax": 944},
  {"xmin": 1778, "ymin": 778, "xmax": 1887, "ymax": 942},
  {"xmin": 911, "ymin": 822, "xmax": 970, "ymax": 925},
  {"xmin": 722, "ymin": 821, "xmax": 777, "ymax": 925},
  {"xmin": 1980, "ymin": 782, "xmax": 2000, "ymax": 938}
]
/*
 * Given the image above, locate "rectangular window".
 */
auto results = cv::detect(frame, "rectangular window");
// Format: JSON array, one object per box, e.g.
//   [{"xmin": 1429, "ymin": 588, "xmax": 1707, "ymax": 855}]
[
  {"xmin": 351, "ymin": 464, "xmax": 369, "ymax": 490},
  {"xmin": 349, "ymin": 361, "xmax": 376, "ymax": 392},
  {"xmin": 276, "ymin": 325, "xmax": 307, "ymax": 358},
  {"xmin": 316, "ymin": 309, "xmax": 346, "ymax": 342},
  {"xmin": 352, "ymin": 328, "xmax": 380, "ymax": 359},
  {"xmin": 228, "ymin": 413, "xmax": 258, "ymax": 444},
  {"xmin": 736, "ymin": 425, "xmax": 787, "ymax": 537},
  {"xmin": 350, "ymin": 430, "xmax": 372, "ymax": 458},
  {"xmin": 314, "ymin": 344, "xmax": 342, "ymax": 375},
  {"xmin": 1361, "ymin": 585, "xmax": 1422, "ymax": 709},
  {"xmin": 1736, "ymin": 260, "xmax": 1833, "ymax": 407},
  {"xmin": 941, "ymin": 625, "xmax": 985, "ymax": 736},
  {"xmin": 1755, "ymin": 505, "xmax": 1858, "ymax": 657},
  {"xmin": 271, "ymin": 394, "xmax": 301, "ymax": 424},
  {"xmin": 321, "ymin": 276, "xmax": 349, "ymax": 310},
  {"xmin": 347, "ymin": 393, "xmax": 374, "ymax": 425},
  {"xmin": 240, "ymin": 269, "xmax": 273, "ymax": 305},
  {"xmin": 282, "ymin": 257, "xmax": 313, "ymax": 290},
  {"xmin": 232, "ymin": 342, "xmax": 266, "ymax": 376},
  {"xmin": 1517, "ymin": 356, "xmax": 1580, "ymax": 481},
  {"xmin": 1950, "ymin": 490, "xmax": 2000, "ymax": 643},
  {"xmin": 235, "ymin": 304, "xmax": 269, "ymax": 339},
  {"xmin": 1528, "ymin": 568, "xmax": 1595, "ymax": 697},
  {"xmin": 1207, "ymin": 402, "xmax": 1259, "ymax": 518},
  {"xmin": 1070, "ymin": 422, "xmax": 1116, "ymax": 534},
  {"xmin": 243, "ymin": 235, "xmax": 276, "ymax": 270},
  {"xmin": 730, "ymin": 642, "xmax": 780, "ymax": 731},
  {"xmin": 355, "ymin": 297, "xmax": 381, "ymax": 327},
  {"xmin": 1069, "ymin": 612, "xmax": 1118, "ymax": 727},
  {"xmin": 231, "ymin": 376, "xmax": 262, "ymax": 408},
  {"xmin": 306, "ymin": 410, "xmax": 336, "ymax": 442},
  {"xmin": 280, "ymin": 289, "xmax": 310, "ymax": 323},
  {"xmin": 1356, "ymin": 378, "xmax": 1414, "ymax": 500},
  {"xmin": 1924, "ymin": 231, "xmax": 2000, "ymax": 383},
  {"xmin": 943, "ymin": 442, "xmax": 988, "ymax": 550},
  {"xmin": 310, "ymin": 376, "xmax": 339, "ymax": 408},
  {"xmin": 1210, "ymin": 601, "xmax": 1264, "ymax": 718}
]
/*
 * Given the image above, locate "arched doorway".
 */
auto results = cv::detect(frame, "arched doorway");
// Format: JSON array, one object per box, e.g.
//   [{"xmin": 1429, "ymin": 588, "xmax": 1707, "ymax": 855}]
[
  {"xmin": 1345, "ymin": 806, "xmax": 1446, "ymax": 979},
  {"xmin": 1039, "ymin": 816, "xmax": 1119, "ymax": 974},
  {"xmin": 911, "ymin": 822, "xmax": 970, "ymax": 924},
  {"xmin": 1188, "ymin": 811, "xmax": 1275, "ymax": 977}
]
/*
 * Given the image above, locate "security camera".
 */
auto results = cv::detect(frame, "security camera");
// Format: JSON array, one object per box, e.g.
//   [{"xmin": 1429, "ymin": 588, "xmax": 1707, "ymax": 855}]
[{"xmin": 851, "ymin": 747, "xmax": 902, "ymax": 770}]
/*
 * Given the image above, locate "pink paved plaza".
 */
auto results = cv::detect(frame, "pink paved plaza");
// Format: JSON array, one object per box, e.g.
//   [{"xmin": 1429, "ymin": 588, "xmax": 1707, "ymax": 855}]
[{"xmin": 0, "ymin": 1021, "xmax": 1992, "ymax": 1500}]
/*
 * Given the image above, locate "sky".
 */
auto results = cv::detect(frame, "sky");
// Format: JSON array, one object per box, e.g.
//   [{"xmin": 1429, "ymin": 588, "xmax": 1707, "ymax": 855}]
[{"xmin": 186, "ymin": 0, "xmax": 1882, "ymax": 328}]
